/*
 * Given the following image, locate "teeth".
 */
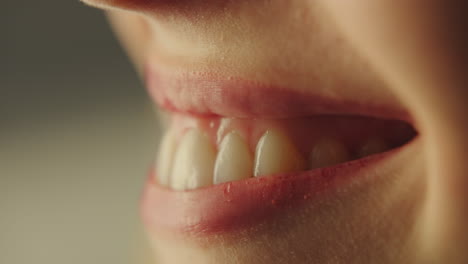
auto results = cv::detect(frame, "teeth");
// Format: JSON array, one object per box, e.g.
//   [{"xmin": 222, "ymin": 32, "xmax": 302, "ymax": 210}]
[
  {"xmin": 170, "ymin": 129, "xmax": 216, "ymax": 190},
  {"xmin": 156, "ymin": 124, "xmax": 391, "ymax": 190},
  {"xmin": 155, "ymin": 130, "xmax": 177, "ymax": 187},
  {"xmin": 214, "ymin": 131, "xmax": 253, "ymax": 184},
  {"xmin": 309, "ymin": 138, "xmax": 350, "ymax": 169},
  {"xmin": 254, "ymin": 130, "xmax": 306, "ymax": 177},
  {"xmin": 357, "ymin": 137, "xmax": 389, "ymax": 158}
]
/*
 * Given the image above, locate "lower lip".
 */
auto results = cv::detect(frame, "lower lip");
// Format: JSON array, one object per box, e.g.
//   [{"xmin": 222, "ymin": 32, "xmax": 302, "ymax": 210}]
[{"xmin": 141, "ymin": 146, "xmax": 402, "ymax": 237}]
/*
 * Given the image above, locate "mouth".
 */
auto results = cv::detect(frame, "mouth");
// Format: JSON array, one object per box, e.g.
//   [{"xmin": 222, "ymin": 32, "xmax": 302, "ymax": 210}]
[{"xmin": 141, "ymin": 64, "xmax": 417, "ymax": 237}]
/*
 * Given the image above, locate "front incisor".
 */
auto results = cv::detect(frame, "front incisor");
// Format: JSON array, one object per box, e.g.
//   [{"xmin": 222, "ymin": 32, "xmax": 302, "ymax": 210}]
[
  {"xmin": 170, "ymin": 128, "xmax": 216, "ymax": 190},
  {"xmin": 214, "ymin": 131, "xmax": 253, "ymax": 184}
]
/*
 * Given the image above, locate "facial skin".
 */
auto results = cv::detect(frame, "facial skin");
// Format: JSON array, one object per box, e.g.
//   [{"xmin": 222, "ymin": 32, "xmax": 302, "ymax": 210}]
[{"xmin": 81, "ymin": 1, "xmax": 467, "ymax": 263}]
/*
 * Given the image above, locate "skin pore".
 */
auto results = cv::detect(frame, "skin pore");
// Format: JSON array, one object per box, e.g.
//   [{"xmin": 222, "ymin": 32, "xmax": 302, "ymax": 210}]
[{"xmin": 81, "ymin": 1, "xmax": 467, "ymax": 263}]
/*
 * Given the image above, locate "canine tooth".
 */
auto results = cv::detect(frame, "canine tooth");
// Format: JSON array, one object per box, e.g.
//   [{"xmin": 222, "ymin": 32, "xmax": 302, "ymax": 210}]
[
  {"xmin": 309, "ymin": 138, "xmax": 350, "ymax": 169},
  {"xmin": 254, "ymin": 130, "xmax": 306, "ymax": 177},
  {"xmin": 214, "ymin": 132, "xmax": 253, "ymax": 184},
  {"xmin": 156, "ymin": 130, "xmax": 177, "ymax": 187},
  {"xmin": 171, "ymin": 129, "xmax": 216, "ymax": 190},
  {"xmin": 357, "ymin": 137, "xmax": 389, "ymax": 157}
]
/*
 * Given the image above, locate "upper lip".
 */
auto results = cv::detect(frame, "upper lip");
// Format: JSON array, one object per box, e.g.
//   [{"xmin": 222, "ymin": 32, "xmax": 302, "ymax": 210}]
[{"xmin": 145, "ymin": 64, "xmax": 412, "ymax": 122}]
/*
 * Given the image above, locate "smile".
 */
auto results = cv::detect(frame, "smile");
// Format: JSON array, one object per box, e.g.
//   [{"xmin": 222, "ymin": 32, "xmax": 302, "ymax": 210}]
[{"xmin": 141, "ymin": 64, "xmax": 417, "ymax": 236}]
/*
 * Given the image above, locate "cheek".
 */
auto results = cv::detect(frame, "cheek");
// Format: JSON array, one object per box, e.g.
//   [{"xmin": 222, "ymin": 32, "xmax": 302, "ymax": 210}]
[{"xmin": 107, "ymin": 11, "xmax": 151, "ymax": 73}]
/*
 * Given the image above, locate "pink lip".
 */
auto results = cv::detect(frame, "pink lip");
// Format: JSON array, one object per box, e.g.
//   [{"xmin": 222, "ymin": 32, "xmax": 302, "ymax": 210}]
[
  {"xmin": 142, "ymin": 64, "xmax": 414, "ymax": 237},
  {"xmin": 142, "ymin": 147, "xmax": 403, "ymax": 236},
  {"xmin": 145, "ymin": 65, "xmax": 411, "ymax": 122}
]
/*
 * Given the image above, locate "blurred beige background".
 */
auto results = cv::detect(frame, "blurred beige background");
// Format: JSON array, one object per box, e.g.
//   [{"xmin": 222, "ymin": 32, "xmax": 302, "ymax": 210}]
[{"xmin": 2, "ymin": 1, "xmax": 159, "ymax": 263}]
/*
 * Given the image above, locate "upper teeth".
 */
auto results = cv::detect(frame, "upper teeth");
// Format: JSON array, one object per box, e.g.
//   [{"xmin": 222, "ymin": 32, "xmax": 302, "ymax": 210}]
[
  {"xmin": 156, "ymin": 130, "xmax": 177, "ymax": 187},
  {"xmin": 357, "ymin": 137, "xmax": 389, "ymax": 158},
  {"xmin": 254, "ymin": 130, "xmax": 306, "ymax": 177},
  {"xmin": 214, "ymin": 131, "xmax": 253, "ymax": 184},
  {"xmin": 170, "ymin": 129, "xmax": 216, "ymax": 190},
  {"xmin": 155, "ymin": 127, "xmax": 388, "ymax": 191},
  {"xmin": 308, "ymin": 138, "xmax": 349, "ymax": 169}
]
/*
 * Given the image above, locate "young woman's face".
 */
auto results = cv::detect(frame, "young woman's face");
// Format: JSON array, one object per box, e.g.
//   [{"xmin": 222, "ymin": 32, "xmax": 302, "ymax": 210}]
[{"xmin": 82, "ymin": 1, "xmax": 468, "ymax": 263}]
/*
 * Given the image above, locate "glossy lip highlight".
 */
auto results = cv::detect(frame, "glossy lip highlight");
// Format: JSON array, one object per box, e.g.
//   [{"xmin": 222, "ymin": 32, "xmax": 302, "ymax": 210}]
[{"xmin": 142, "ymin": 144, "xmax": 408, "ymax": 236}]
